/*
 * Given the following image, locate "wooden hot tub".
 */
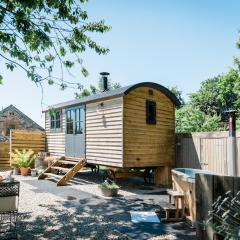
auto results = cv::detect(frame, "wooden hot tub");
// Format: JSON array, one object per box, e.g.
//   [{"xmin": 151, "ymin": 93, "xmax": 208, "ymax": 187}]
[{"xmin": 171, "ymin": 168, "xmax": 215, "ymax": 224}]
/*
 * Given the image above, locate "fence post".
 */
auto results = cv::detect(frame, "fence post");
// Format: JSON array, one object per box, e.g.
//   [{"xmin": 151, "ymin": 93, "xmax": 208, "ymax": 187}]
[
  {"xmin": 227, "ymin": 137, "xmax": 237, "ymax": 176},
  {"xmin": 225, "ymin": 110, "xmax": 237, "ymax": 176}
]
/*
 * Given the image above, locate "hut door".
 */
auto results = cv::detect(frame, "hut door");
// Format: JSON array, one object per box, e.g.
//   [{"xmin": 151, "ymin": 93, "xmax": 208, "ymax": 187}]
[{"xmin": 65, "ymin": 105, "xmax": 85, "ymax": 158}]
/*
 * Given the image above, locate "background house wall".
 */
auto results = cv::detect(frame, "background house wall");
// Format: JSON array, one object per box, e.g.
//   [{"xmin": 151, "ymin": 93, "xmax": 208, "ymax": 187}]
[{"xmin": 0, "ymin": 105, "xmax": 44, "ymax": 138}]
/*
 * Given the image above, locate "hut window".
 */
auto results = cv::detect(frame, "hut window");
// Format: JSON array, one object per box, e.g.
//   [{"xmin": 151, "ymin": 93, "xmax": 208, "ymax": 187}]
[
  {"xmin": 146, "ymin": 100, "xmax": 156, "ymax": 124},
  {"xmin": 50, "ymin": 110, "xmax": 61, "ymax": 130},
  {"xmin": 56, "ymin": 111, "xmax": 61, "ymax": 129},
  {"xmin": 50, "ymin": 115, "xmax": 55, "ymax": 129}
]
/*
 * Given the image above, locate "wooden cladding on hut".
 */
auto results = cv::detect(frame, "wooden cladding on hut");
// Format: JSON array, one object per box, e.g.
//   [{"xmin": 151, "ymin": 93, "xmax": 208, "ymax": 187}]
[{"xmin": 44, "ymin": 82, "xmax": 180, "ymax": 169}]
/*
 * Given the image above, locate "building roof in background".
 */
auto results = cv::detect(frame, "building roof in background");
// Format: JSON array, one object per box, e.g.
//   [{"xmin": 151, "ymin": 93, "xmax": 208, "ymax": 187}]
[
  {"xmin": 0, "ymin": 134, "xmax": 9, "ymax": 142},
  {"xmin": 0, "ymin": 105, "xmax": 44, "ymax": 131},
  {"xmin": 45, "ymin": 82, "xmax": 181, "ymax": 111}
]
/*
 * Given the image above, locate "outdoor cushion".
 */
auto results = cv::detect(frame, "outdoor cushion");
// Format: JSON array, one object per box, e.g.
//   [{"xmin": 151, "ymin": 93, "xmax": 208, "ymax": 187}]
[
  {"xmin": 0, "ymin": 196, "xmax": 17, "ymax": 212},
  {"xmin": 0, "ymin": 171, "xmax": 11, "ymax": 180}
]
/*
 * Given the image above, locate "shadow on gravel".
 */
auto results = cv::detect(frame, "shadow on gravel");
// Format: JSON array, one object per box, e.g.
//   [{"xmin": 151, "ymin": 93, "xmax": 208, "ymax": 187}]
[
  {"xmin": 1, "ymin": 196, "xmax": 196, "ymax": 240},
  {"xmin": 4, "ymin": 175, "xmax": 196, "ymax": 240}
]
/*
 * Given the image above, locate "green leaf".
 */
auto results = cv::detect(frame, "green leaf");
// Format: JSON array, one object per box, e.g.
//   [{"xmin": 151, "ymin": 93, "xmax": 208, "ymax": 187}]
[
  {"xmin": 60, "ymin": 47, "xmax": 66, "ymax": 57},
  {"xmin": 0, "ymin": 0, "xmax": 111, "ymax": 88},
  {"xmin": 0, "ymin": 74, "xmax": 3, "ymax": 84},
  {"xmin": 48, "ymin": 79, "xmax": 54, "ymax": 85},
  {"xmin": 81, "ymin": 67, "xmax": 88, "ymax": 77}
]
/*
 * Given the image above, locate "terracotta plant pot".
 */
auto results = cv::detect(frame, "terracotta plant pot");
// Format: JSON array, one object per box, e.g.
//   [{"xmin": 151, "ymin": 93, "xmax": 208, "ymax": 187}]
[{"xmin": 20, "ymin": 167, "xmax": 29, "ymax": 176}]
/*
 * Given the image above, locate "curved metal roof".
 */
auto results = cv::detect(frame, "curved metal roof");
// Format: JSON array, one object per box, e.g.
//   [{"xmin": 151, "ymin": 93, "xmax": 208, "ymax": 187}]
[{"xmin": 45, "ymin": 82, "xmax": 181, "ymax": 111}]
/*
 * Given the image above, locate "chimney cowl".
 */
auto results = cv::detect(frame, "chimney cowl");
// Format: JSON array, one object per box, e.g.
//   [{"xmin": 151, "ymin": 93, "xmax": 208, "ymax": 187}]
[
  {"xmin": 100, "ymin": 72, "xmax": 110, "ymax": 76},
  {"xmin": 99, "ymin": 72, "xmax": 110, "ymax": 92}
]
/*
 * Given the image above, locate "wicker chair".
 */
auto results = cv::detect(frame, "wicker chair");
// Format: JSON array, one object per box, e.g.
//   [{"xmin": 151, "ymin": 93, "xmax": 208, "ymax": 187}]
[{"xmin": 0, "ymin": 181, "xmax": 20, "ymax": 234}]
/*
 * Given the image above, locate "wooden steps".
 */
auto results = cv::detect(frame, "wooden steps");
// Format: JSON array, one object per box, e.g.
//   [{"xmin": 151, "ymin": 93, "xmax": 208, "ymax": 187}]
[
  {"xmin": 58, "ymin": 160, "xmax": 79, "ymax": 165},
  {"xmin": 51, "ymin": 166, "xmax": 70, "ymax": 172},
  {"xmin": 43, "ymin": 172, "xmax": 62, "ymax": 179},
  {"xmin": 156, "ymin": 189, "xmax": 185, "ymax": 222},
  {"xmin": 160, "ymin": 202, "xmax": 178, "ymax": 210},
  {"xmin": 38, "ymin": 156, "xmax": 86, "ymax": 186},
  {"xmin": 167, "ymin": 189, "xmax": 184, "ymax": 197}
]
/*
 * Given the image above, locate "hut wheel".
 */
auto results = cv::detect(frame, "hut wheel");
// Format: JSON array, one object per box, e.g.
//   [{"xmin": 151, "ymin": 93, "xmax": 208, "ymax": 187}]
[
  {"xmin": 91, "ymin": 165, "xmax": 100, "ymax": 174},
  {"xmin": 144, "ymin": 168, "xmax": 154, "ymax": 184}
]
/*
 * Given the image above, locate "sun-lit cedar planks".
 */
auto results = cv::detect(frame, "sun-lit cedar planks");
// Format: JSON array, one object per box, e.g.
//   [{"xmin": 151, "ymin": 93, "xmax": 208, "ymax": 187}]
[
  {"xmin": 45, "ymin": 110, "xmax": 65, "ymax": 157},
  {"xmin": 86, "ymin": 98, "xmax": 123, "ymax": 167},
  {"xmin": 123, "ymin": 87, "xmax": 175, "ymax": 168},
  {"xmin": 10, "ymin": 130, "xmax": 46, "ymax": 166},
  {"xmin": 0, "ymin": 142, "xmax": 10, "ymax": 169}
]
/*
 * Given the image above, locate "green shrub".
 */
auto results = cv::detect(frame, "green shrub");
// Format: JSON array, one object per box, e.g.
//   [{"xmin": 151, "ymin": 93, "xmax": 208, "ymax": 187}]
[
  {"xmin": 12, "ymin": 149, "xmax": 36, "ymax": 168},
  {"xmin": 100, "ymin": 180, "xmax": 120, "ymax": 190}
]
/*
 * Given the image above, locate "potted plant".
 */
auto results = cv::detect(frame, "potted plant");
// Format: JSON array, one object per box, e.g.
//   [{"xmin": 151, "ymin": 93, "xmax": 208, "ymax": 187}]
[
  {"xmin": 12, "ymin": 166, "xmax": 19, "ymax": 175},
  {"xmin": 12, "ymin": 149, "xmax": 36, "ymax": 176},
  {"xmin": 99, "ymin": 179, "xmax": 120, "ymax": 197},
  {"xmin": 31, "ymin": 168, "xmax": 38, "ymax": 177}
]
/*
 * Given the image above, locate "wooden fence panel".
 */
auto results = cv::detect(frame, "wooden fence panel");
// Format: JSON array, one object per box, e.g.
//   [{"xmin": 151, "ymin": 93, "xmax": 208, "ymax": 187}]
[
  {"xmin": 236, "ymin": 138, "xmax": 240, "ymax": 176},
  {"xmin": 196, "ymin": 174, "xmax": 240, "ymax": 239},
  {"xmin": 0, "ymin": 142, "xmax": 10, "ymax": 169},
  {"xmin": 176, "ymin": 131, "xmax": 230, "ymax": 175},
  {"xmin": 10, "ymin": 130, "xmax": 46, "ymax": 165},
  {"xmin": 200, "ymin": 138, "xmax": 227, "ymax": 175},
  {"xmin": 177, "ymin": 137, "xmax": 201, "ymax": 169}
]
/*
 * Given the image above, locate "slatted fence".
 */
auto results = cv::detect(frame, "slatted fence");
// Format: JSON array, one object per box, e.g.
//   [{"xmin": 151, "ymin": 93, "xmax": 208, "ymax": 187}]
[
  {"xmin": 196, "ymin": 173, "xmax": 240, "ymax": 239},
  {"xmin": 0, "ymin": 142, "xmax": 10, "ymax": 169},
  {"xmin": 176, "ymin": 131, "xmax": 240, "ymax": 176},
  {"xmin": 10, "ymin": 130, "xmax": 46, "ymax": 166}
]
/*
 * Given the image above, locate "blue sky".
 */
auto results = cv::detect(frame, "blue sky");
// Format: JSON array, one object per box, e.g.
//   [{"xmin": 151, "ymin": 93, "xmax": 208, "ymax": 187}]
[{"xmin": 1, "ymin": 0, "xmax": 240, "ymax": 126}]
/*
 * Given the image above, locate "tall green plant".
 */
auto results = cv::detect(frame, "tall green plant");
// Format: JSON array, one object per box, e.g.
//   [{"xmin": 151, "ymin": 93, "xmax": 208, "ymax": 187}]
[
  {"xmin": 176, "ymin": 105, "xmax": 221, "ymax": 133},
  {"xmin": 0, "ymin": 1, "xmax": 111, "ymax": 88},
  {"xmin": 12, "ymin": 149, "xmax": 36, "ymax": 168}
]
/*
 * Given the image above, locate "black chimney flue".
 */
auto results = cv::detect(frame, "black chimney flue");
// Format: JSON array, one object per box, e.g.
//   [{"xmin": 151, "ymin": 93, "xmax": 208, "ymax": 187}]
[
  {"xmin": 224, "ymin": 109, "xmax": 236, "ymax": 137},
  {"xmin": 100, "ymin": 72, "xmax": 110, "ymax": 92}
]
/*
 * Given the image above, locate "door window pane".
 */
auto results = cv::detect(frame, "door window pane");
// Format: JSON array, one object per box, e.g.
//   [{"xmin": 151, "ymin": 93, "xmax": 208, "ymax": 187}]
[
  {"xmin": 75, "ymin": 109, "xmax": 80, "ymax": 122},
  {"xmin": 66, "ymin": 110, "xmax": 74, "ymax": 134},
  {"xmin": 80, "ymin": 108, "xmax": 84, "ymax": 121},
  {"xmin": 80, "ymin": 121, "xmax": 84, "ymax": 134},
  {"xmin": 71, "ymin": 110, "xmax": 75, "ymax": 122},
  {"xmin": 67, "ymin": 122, "xmax": 73, "ymax": 134},
  {"xmin": 66, "ymin": 107, "xmax": 84, "ymax": 134},
  {"xmin": 67, "ymin": 110, "xmax": 71, "ymax": 122}
]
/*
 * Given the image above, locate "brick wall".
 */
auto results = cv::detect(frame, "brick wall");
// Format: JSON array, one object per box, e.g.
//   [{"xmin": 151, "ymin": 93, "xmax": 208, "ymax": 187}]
[{"xmin": 0, "ymin": 110, "xmax": 41, "ymax": 136}]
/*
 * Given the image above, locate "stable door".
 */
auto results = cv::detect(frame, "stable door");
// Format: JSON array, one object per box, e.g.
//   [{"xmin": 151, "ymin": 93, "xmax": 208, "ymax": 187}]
[{"xmin": 65, "ymin": 106, "xmax": 85, "ymax": 158}]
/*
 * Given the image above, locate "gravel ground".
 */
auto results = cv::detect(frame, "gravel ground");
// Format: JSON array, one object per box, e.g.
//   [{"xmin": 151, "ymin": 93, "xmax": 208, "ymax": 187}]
[{"xmin": 1, "ymin": 172, "xmax": 195, "ymax": 240}]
